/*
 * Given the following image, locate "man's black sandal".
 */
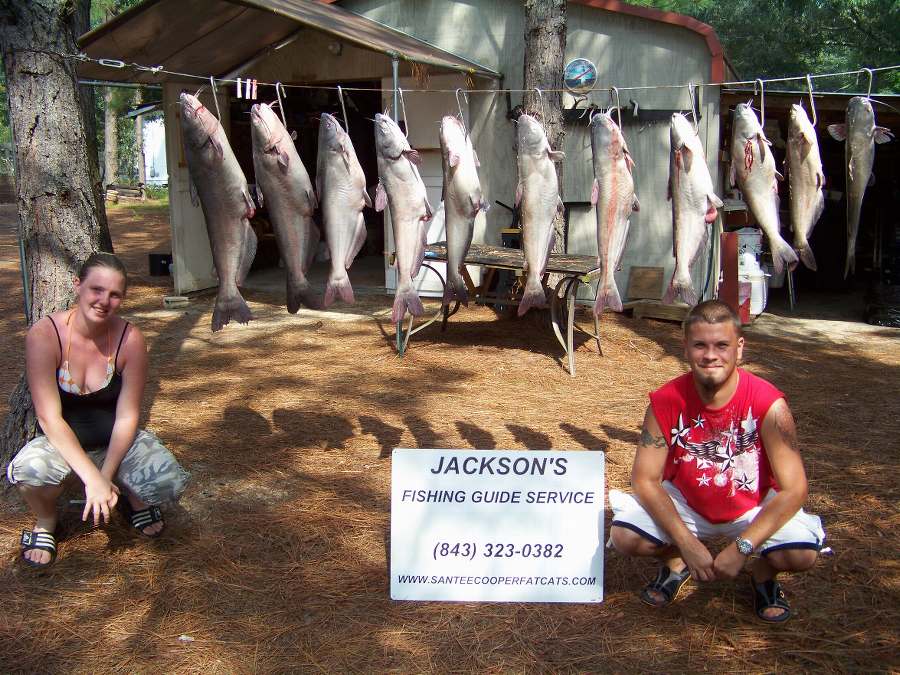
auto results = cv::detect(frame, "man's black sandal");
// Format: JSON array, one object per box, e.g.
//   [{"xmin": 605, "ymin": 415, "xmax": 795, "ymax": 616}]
[
  {"xmin": 121, "ymin": 503, "xmax": 164, "ymax": 538},
  {"xmin": 20, "ymin": 529, "xmax": 57, "ymax": 569},
  {"xmin": 750, "ymin": 576, "xmax": 792, "ymax": 623},
  {"xmin": 640, "ymin": 565, "xmax": 691, "ymax": 607}
]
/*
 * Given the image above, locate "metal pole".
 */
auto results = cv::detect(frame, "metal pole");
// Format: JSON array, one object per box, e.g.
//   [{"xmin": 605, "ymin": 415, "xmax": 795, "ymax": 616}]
[{"xmin": 392, "ymin": 55, "xmax": 399, "ymax": 120}]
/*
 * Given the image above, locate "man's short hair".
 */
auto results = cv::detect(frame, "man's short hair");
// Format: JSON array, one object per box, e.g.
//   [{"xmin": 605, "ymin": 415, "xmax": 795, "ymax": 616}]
[{"xmin": 682, "ymin": 300, "xmax": 742, "ymax": 337}]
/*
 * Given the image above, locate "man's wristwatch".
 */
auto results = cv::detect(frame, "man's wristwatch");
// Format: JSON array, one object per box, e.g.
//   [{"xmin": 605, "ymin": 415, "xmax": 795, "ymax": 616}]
[{"xmin": 735, "ymin": 537, "xmax": 755, "ymax": 556}]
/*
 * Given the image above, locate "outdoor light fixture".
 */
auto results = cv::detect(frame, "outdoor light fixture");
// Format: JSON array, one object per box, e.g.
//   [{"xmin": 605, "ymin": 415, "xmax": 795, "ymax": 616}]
[{"xmin": 328, "ymin": 41, "xmax": 342, "ymax": 56}]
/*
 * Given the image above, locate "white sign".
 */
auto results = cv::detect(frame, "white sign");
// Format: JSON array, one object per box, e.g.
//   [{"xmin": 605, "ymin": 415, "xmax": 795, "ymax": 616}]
[{"xmin": 390, "ymin": 449, "xmax": 605, "ymax": 603}]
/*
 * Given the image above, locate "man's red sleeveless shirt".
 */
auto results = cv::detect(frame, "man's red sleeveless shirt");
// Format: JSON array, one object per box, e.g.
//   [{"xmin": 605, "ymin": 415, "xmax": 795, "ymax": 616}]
[{"xmin": 648, "ymin": 368, "xmax": 784, "ymax": 523}]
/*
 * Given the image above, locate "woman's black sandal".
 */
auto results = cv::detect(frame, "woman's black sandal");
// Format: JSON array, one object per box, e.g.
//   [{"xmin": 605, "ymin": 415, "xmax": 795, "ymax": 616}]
[
  {"xmin": 121, "ymin": 502, "xmax": 164, "ymax": 538},
  {"xmin": 750, "ymin": 576, "xmax": 792, "ymax": 623},
  {"xmin": 640, "ymin": 565, "xmax": 691, "ymax": 607},
  {"xmin": 20, "ymin": 529, "xmax": 57, "ymax": 569}
]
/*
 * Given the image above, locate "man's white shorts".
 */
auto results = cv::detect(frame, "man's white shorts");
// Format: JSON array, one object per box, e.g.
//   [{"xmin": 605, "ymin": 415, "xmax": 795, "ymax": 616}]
[{"xmin": 608, "ymin": 482, "xmax": 826, "ymax": 554}]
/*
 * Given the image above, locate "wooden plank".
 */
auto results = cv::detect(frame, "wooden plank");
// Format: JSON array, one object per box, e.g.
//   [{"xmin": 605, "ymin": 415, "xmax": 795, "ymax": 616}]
[
  {"xmin": 626, "ymin": 266, "xmax": 664, "ymax": 301},
  {"xmin": 425, "ymin": 242, "xmax": 601, "ymax": 278},
  {"xmin": 624, "ymin": 299, "xmax": 689, "ymax": 323}
]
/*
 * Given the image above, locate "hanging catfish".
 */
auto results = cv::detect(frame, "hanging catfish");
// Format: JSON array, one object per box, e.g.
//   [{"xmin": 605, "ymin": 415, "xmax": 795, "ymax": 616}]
[
  {"xmin": 786, "ymin": 104, "xmax": 826, "ymax": 271},
  {"xmin": 827, "ymin": 96, "xmax": 893, "ymax": 277},
  {"xmin": 251, "ymin": 102, "xmax": 320, "ymax": 312},
  {"xmin": 316, "ymin": 112, "xmax": 371, "ymax": 307},
  {"xmin": 180, "ymin": 92, "xmax": 257, "ymax": 331},
  {"xmin": 373, "ymin": 112, "xmax": 432, "ymax": 323}
]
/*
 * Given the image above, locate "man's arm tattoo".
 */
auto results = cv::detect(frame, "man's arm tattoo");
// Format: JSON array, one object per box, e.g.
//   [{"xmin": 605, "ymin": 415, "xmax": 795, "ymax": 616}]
[
  {"xmin": 773, "ymin": 404, "xmax": 799, "ymax": 451},
  {"xmin": 640, "ymin": 427, "xmax": 668, "ymax": 449}
]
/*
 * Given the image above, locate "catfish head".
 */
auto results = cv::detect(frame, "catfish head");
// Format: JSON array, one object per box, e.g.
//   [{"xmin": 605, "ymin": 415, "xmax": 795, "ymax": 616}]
[
  {"xmin": 375, "ymin": 112, "xmax": 417, "ymax": 164},
  {"xmin": 250, "ymin": 103, "xmax": 291, "ymax": 168},
  {"xmin": 590, "ymin": 111, "xmax": 629, "ymax": 164},
  {"xmin": 180, "ymin": 92, "xmax": 221, "ymax": 153},
  {"xmin": 517, "ymin": 113, "xmax": 564, "ymax": 162},
  {"xmin": 318, "ymin": 112, "xmax": 347, "ymax": 154},
  {"xmin": 439, "ymin": 115, "xmax": 468, "ymax": 167}
]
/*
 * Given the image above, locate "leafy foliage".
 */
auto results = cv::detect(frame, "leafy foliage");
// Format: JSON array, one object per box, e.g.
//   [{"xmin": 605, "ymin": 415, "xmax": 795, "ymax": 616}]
[{"xmin": 630, "ymin": 0, "xmax": 900, "ymax": 93}]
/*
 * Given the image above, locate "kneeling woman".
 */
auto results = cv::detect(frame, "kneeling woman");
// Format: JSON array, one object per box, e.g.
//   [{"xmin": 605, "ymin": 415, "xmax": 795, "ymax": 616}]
[{"xmin": 8, "ymin": 252, "xmax": 189, "ymax": 568}]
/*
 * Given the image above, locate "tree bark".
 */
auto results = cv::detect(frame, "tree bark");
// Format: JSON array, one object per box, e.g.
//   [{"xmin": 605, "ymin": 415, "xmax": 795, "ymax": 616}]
[
  {"xmin": 523, "ymin": 0, "xmax": 567, "ymax": 261},
  {"xmin": 0, "ymin": 0, "xmax": 113, "ymax": 474},
  {"xmin": 103, "ymin": 86, "xmax": 118, "ymax": 186}
]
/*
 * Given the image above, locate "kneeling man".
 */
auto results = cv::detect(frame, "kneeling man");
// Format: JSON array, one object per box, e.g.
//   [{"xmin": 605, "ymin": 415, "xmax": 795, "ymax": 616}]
[{"xmin": 609, "ymin": 300, "xmax": 824, "ymax": 622}]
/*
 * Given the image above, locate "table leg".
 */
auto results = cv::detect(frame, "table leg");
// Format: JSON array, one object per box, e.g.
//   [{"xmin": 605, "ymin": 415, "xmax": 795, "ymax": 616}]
[
  {"xmin": 593, "ymin": 312, "xmax": 603, "ymax": 355},
  {"xmin": 550, "ymin": 276, "xmax": 569, "ymax": 354},
  {"xmin": 566, "ymin": 278, "xmax": 577, "ymax": 377}
]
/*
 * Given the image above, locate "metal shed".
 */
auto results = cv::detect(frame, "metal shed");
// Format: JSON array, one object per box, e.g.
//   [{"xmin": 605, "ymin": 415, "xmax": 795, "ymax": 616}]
[{"xmin": 79, "ymin": 0, "xmax": 728, "ymax": 305}]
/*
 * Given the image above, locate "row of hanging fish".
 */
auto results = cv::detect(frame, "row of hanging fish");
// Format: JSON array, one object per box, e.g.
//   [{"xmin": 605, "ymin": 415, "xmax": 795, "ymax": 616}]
[
  {"xmin": 731, "ymin": 96, "xmax": 893, "ymax": 283},
  {"xmin": 182, "ymin": 92, "xmax": 892, "ymax": 332},
  {"xmin": 181, "ymin": 91, "xmax": 371, "ymax": 331}
]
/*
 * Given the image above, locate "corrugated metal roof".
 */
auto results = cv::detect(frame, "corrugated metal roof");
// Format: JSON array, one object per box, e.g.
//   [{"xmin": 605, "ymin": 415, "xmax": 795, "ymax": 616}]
[{"xmin": 77, "ymin": 0, "xmax": 501, "ymax": 83}]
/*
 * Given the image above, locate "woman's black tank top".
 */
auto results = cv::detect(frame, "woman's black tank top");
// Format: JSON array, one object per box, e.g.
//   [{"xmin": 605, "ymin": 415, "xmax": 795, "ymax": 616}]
[{"xmin": 45, "ymin": 317, "xmax": 129, "ymax": 449}]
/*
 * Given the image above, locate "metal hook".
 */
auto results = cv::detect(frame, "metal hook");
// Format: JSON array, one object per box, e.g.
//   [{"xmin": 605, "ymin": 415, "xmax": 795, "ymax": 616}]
[
  {"xmin": 337, "ymin": 85, "xmax": 349, "ymax": 133},
  {"xmin": 688, "ymin": 81, "xmax": 699, "ymax": 133},
  {"xmin": 534, "ymin": 87, "xmax": 546, "ymax": 125},
  {"xmin": 274, "ymin": 82, "xmax": 288, "ymax": 130},
  {"xmin": 609, "ymin": 87, "xmax": 622, "ymax": 128},
  {"xmin": 863, "ymin": 67, "xmax": 874, "ymax": 97},
  {"xmin": 455, "ymin": 87, "xmax": 469, "ymax": 136},
  {"xmin": 398, "ymin": 87, "xmax": 409, "ymax": 138},
  {"xmin": 754, "ymin": 78, "xmax": 765, "ymax": 126},
  {"xmin": 209, "ymin": 76, "xmax": 221, "ymax": 120},
  {"xmin": 805, "ymin": 74, "xmax": 817, "ymax": 127},
  {"xmin": 577, "ymin": 96, "xmax": 593, "ymax": 120}
]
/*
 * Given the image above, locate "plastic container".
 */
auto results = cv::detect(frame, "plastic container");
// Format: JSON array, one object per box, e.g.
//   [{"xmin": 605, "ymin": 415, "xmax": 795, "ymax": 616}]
[{"xmin": 748, "ymin": 271, "xmax": 768, "ymax": 315}]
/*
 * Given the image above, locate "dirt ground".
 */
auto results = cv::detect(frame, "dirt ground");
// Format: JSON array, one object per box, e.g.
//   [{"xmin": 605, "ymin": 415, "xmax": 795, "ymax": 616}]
[{"xmin": 0, "ymin": 202, "xmax": 898, "ymax": 673}]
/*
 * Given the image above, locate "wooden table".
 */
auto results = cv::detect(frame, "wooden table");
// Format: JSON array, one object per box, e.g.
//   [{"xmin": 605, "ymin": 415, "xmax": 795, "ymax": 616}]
[{"xmin": 394, "ymin": 241, "xmax": 603, "ymax": 376}]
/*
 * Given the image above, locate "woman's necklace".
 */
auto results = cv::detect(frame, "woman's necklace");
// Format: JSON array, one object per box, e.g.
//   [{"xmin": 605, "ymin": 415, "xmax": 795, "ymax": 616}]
[{"xmin": 64, "ymin": 307, "xmax": 112, "ymax": 394}]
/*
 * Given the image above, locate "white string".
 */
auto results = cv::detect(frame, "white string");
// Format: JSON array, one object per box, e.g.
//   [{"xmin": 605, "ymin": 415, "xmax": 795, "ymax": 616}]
[{"xmin": 67, "ymin": 51, "xmax": 900, "ymax": 95}]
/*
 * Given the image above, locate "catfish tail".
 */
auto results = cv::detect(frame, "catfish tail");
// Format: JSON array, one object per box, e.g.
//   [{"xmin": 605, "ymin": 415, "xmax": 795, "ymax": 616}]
[
  {"xmin": 770, "ymin": 238, "xmax": 799, "ymax": 276},
  {"xmin": 844, "ymin": 241, "xmax": 856, "ymax": 278},
  {"xmin": 593, "ymin": 283, "xmax": 623, "ymax": 316},
  {"xmin": 662, "ymin": 274, "xmax": 698, "ymax": 306},
  {"xmin": 287, "ymin": 276, "xmax": 321, "ymax": 313},
  {"xmin": 443, "ymin": 270, "xmax": 469, "ymax": 307},
  {"xmin": 797, "ymin": 243, "xmax": 817, "ymax": 271},
  {"xmin": 391, "ymin": 282, "xmax": 424, "ymax": 323},
  {"xmin": 324, "ymin": 272, "xmax": 355, "ymax": 307},
  {"xmin": 517, "ymin": 276, "xmax": 547, "ymax": 317},
  {"xmin": 212, "ymin": 288, "xmax": 253, "ymax": 331}
]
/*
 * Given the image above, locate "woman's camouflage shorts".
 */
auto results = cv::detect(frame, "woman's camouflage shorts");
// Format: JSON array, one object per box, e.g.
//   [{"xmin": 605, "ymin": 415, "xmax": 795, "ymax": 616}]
[{"xmin": 6, "ymin": 429, "xmax": 189, "ymax": 505}]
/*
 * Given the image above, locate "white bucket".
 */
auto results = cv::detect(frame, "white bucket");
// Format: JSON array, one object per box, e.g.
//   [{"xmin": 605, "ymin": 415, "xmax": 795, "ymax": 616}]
[{"xmin": 748, "ymin": 271, "xmax": 768, "ymax": 315}]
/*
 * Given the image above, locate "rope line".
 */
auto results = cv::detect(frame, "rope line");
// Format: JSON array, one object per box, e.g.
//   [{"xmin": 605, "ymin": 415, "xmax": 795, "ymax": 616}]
[{"xmin": 57, "ymin": 50, "xmax": 900, "ymax": 96}]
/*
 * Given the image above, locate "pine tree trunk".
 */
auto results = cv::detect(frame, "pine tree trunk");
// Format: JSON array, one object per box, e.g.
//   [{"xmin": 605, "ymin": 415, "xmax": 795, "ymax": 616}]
[
  {"xmin": 0, "ymin": 0, "xmax": 113, "ymax": 475},
  {"xmin": 103, "ymin": 86, "xmax": 118, "ymax": 186},
  {"xmin": 523, "ymin": 0, "xmax": 567, "ymax": 280}
]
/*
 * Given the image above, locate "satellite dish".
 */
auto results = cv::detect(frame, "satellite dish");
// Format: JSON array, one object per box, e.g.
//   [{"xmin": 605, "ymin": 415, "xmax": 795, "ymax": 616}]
[{"xmin": 564, "ymin": 58, "xmax": 598, "ymax": 94}]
